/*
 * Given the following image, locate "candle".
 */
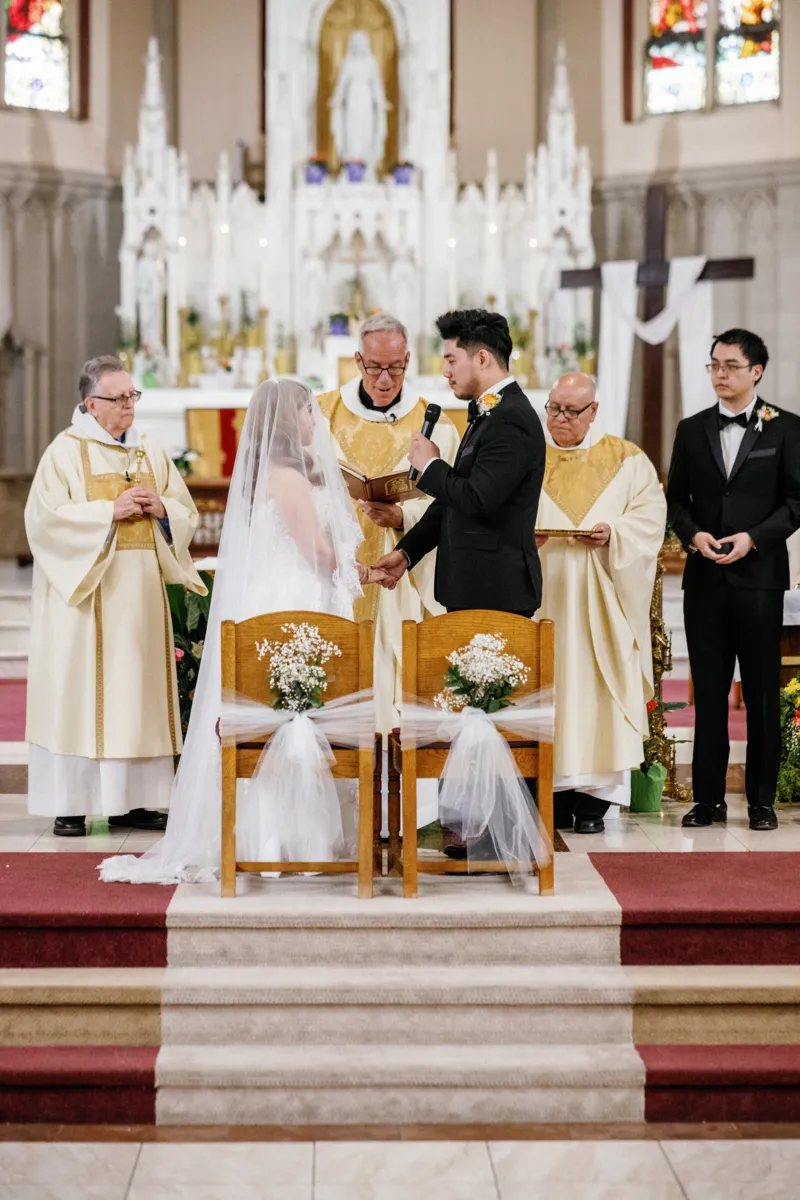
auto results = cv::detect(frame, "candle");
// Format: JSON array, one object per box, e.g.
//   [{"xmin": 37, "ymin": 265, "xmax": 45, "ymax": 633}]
[
  {"xmin": 447, "ymin": 237, "xmax": 458, "ymax": 310},
  {"xmin": 176, "ymin": 235, "xmax": 188, "ymax": 308},
  {"xmin": 258, "ymin": 236, "xmax": 269, "ymax": 309},
  {"xmin": 527, "ymin": 235, "xmax": 539, "ymax": 312}
]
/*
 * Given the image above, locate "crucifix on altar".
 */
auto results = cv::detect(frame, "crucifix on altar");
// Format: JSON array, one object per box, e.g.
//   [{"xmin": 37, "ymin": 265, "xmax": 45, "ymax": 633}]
[{"xmin": 561, "ymin": 184, "xmax": 755, "ymax": 471}]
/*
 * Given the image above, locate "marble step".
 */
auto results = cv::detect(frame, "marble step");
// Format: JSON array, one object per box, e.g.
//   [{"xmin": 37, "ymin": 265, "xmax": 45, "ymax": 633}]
[
  {"xmin": 0, "ymin": 593, "xmax": 31, "ymax": 623},
  {"xmin": 166, "ymin": 864, "xmax": 623, "ymax": 968},
  {"xmin": 155, "ymin": 1042, "xmax": 646, "ymax": 1125},
  {"xmin": 0, "ymin": 652, "xmax": 27, "ymax": 679},
  {"xmin": 0, "ymin": 621, "xmax": 29, "ymax": 654},
  {"xmin": 159, "ymin": 965, "xmax": 633, "ymax": 1047}
]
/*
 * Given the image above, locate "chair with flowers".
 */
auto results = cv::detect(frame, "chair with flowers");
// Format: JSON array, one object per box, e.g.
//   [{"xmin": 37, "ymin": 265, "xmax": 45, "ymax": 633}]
[
  {"xmin": 388, "ymin": 611, "xmax": 555, "ymax": 898},
  {"xmin": 220, "ymin": 613, "xmax": 381, "ymax": 898}
]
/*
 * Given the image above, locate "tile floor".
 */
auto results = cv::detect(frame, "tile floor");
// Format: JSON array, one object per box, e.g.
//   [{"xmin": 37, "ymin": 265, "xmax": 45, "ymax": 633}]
[
  {"xmin": 1, "ymin": 1138, "xmax": 800, "ymax": 1198},
  {"xmin": 4, "ymin": 791, "xmax": 800, "ymax": 856}
]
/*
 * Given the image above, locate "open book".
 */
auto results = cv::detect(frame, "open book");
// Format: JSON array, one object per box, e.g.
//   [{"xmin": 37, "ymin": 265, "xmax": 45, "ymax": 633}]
[{"xmin": 340, "ymin": 462, "xmax": 424, "ymax": 504}]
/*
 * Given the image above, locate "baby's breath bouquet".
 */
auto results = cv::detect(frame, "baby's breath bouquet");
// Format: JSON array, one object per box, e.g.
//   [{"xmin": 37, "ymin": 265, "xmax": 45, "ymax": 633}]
[
  {"xmin": 435, "ymin": 632, "xmax": 530, "ymax": 715},
  {"xmin": 255, "ymin": 622, "xmax": 342, "ymax": 713}
]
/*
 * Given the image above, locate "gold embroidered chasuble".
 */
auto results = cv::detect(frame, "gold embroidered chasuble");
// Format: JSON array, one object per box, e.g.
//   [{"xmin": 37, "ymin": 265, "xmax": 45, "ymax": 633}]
[
  {"xmin": 25, "ymin": 425, "xmax": 206, "ymax": 767},
  {"xmin": 537, "ymin": 434, "xmax": 667, "ymax": 780},
  {"xmin": 318, "ymin": 383, "xmax": 460, "ymax": 732}
]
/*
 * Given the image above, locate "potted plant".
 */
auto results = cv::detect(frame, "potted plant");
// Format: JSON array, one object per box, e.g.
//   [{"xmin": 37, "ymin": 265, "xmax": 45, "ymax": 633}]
[
  {"xmin": 166, "ymin": 573, "xmax": 215, "ymax": 738},
  {"xmin": 344, "ymin": 159, "xmax": 366, "ymax": 183},
  {"xmin": 391, "ymin": 161, "xmax": 414, "ymax": 185},
  {"xmin": 777, "ymin": 675, "xmax": 800, "ymax": 803},
  {"xmin": 306, "ymin": 156, "xmax": 328, "ymax": 184},
  {"xmin": 630, "ymin": 696, "xmax": 687, "ymax": 812},
  {"xmin": 329, "ymin": 312, "xmax": 350, "ymax": 336}
]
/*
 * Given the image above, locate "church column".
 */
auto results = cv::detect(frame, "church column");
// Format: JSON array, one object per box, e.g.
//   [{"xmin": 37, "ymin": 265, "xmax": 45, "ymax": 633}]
[{"xmin": 774, "ymin": 172, "xmax": 800, "ymax": 414}]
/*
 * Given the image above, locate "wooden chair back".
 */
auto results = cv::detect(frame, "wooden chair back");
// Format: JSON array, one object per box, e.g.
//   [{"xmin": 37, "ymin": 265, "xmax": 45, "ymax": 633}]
[
  {"xmin": 220, "ymin": 612, "xmax": 377, "ymax": 898},
  {"xmin": 398, "ymin": 611, "xmax": 555, "ymax": 897}
]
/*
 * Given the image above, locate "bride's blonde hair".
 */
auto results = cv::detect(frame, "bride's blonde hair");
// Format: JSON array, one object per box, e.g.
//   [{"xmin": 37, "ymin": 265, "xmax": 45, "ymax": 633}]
[{"xmin": 247, "ymin": 379, "xmax": 322, "ymax": 484}]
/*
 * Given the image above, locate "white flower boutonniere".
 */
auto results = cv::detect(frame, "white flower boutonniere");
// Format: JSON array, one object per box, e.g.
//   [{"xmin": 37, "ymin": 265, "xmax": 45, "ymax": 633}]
[{"xmin": 755, "ymin": 404, "xmax": 779, "ymax": 433}]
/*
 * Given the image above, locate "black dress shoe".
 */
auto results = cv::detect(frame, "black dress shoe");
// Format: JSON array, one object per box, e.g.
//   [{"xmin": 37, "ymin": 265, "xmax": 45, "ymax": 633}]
[
  {"xmin": 682, "ymin": 802, "xmax": 727, "ymax": 828},
  {"xmin": 108, "ymin": 809, "xmax": 168, "ymax": 831},
  {"xmin": 748, "ymin": 805, "xmax": 778, "ymax": 831},
  {"xmin": 53, "ymin": 817, "xmax": 86, "ymax": 837},
  {"xmin": 443, "ymin": 833, "xmax": 498, "ymax": 861},
  {"xmin": 573, "ymin": 816, "xmax": 605, "ymax": 834}
]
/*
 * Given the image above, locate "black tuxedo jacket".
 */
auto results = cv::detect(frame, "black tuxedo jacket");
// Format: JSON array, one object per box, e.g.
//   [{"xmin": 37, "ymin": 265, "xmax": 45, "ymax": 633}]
[
  {"xmin": 397, "ymin": 381, "xmax": 545, "ymax": 611},
  {"xmin": 666, "ymin": 400, "xmax": 800, "ymax": 592}
]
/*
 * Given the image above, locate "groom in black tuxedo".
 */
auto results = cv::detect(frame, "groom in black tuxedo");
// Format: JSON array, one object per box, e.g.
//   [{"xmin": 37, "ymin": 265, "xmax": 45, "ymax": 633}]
[
  {"xmin": 667, "ymin": 328, "xmax": 800, "ymax": 832},
  {"xmin": 375, "ymin": 309, "xmax": 545, "ymax": 615}
]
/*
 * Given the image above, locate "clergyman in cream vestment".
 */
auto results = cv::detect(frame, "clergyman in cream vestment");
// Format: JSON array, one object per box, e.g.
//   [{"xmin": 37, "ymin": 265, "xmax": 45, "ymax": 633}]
[{"xmin": 25, "ymin": 405, "xmax": 206, "ymax": 818}]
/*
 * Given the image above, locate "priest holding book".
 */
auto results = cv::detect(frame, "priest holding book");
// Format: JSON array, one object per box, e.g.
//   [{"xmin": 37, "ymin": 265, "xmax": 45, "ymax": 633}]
[
  {"xmin": 536, "ymin": 373, "xmax": 666, "ymax": 833},
  {"xmin": 318, "ymin": 313, "xmax": 460, "ymax": 738}
]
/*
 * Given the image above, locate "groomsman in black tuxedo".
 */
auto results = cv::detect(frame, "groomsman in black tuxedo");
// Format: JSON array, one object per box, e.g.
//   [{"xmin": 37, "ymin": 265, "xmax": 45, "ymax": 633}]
[
  {"xmin": 375, "ymin": 309, "xmax": 544, "ymax": 616},
  {"xmin": 667, "ymin": 329, "xmax": 800, "ymax": 831}
]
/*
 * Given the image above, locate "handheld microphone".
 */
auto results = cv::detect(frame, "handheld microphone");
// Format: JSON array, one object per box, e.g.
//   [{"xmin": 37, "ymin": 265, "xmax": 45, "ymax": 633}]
[{"xmin": 408, "ymin": 403, "xmax": 442, "ymax": 482}]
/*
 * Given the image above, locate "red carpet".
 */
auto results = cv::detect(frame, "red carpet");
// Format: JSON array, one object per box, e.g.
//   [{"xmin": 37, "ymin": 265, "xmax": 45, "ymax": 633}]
[
  {"xmin": 0, "ymin": 1047, "xmax": 157, "ymax": 1124},
  {"xmin": 592, "ymin": 853, "xmax": 800, "ymax": 965},
  {"xmin": 641, "ymin": 1045, "xmax": 800, "ymax": 1123},
  {"xmin": 0, "ymin": 854, "xmax": 176, "ymax": 968},
  {"xmin": 662, "ymin": 677, "xmax": 748, "ymax": 739},
  {"xmin": 0, "ymin": 680, "xmax": 25, "ymax": 742}
]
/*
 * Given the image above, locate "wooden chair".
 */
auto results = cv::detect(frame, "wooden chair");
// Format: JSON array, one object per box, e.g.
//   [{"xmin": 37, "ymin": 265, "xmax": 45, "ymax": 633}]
[
  {"xmin": 220, "ymin": 612, "xmax": 380, "ymax": 898},
  {"xmin": 388, "ymin": 611, "xmax": 555, "ymax": 898}
]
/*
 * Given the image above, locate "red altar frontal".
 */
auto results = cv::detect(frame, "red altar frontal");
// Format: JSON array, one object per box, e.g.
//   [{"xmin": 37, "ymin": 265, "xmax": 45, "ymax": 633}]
[{"xmin": 184, "ymin": 408, "xmax": 244, "ymax": 557}]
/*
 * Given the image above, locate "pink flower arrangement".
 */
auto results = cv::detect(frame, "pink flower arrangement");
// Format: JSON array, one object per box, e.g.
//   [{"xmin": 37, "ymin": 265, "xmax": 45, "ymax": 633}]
[{"xmin": 175, "ymin": 648, "xmax": 185, "ymax": 661}]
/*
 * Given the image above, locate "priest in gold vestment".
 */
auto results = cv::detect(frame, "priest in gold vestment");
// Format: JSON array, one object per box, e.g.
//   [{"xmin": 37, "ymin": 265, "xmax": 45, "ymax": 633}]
[
  {"xmin": 537, "ymin": 373, "xmax": 666, "ymax": 834},
  {"xmin": 25, "ymin": 356, "xmax": 207, "ymax": 835},
  {"xmin": 318, "ymin": 314, "xmax": 460, "ymax": 744}
]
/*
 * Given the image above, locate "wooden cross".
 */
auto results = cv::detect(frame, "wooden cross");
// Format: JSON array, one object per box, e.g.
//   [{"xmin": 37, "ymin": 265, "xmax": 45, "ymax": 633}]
[{"xmin": 560, "ymin": 184, "xmax": 755, "ymax": 470}]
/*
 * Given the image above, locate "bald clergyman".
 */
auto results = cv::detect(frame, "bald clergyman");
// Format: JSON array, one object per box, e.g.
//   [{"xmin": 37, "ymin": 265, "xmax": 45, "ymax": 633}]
[{"xmin": 536, "ymin": 373, "xmax": 667, "ymax": 834}]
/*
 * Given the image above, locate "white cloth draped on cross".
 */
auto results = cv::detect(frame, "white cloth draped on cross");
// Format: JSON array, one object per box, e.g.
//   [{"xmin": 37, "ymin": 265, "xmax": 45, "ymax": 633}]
[{"xmin": 597, "ymin": 256, "xmax": 715, "ymax": 438}]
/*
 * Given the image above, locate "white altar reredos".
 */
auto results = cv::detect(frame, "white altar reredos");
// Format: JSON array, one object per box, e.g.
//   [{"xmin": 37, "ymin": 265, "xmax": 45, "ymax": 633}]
[{"xmin": 122, "ymin": 1, "xmax": 595, "ymax": 407}]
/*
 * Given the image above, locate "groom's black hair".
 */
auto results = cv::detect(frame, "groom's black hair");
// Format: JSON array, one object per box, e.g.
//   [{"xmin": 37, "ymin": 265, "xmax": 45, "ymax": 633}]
[
  {"xmin": 436, "ymin": 309, "xmax": 512, "ymax": 370},
  {"xmin": 711, "ymin": 328, "xmax": 769, "ymax": 373}
]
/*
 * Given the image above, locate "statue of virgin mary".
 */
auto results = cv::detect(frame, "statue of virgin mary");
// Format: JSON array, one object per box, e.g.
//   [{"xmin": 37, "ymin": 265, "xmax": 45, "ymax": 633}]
[{"xmin": 329, "ymin": 30, "xmax": 390, "ymax": 173}]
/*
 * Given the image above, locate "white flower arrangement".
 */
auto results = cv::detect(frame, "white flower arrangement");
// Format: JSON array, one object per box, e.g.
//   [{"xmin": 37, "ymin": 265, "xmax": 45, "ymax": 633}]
[
  {"xmin": 255, "ymin": 622, "xmax": 342, "ymax": 713},
  {"xmin": 435, "ymin": 632, "xmax": 530, "ymax": 715}
]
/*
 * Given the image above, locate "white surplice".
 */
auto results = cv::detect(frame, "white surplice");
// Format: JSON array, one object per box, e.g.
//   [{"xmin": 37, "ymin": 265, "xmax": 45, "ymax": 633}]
[
  {"xmin": 537, "ymin": 428, "xmax": 667, "ymax": 808},
  {"xmin": 24, "ymin": 407, "xmax": 207, "ymax": 817}
]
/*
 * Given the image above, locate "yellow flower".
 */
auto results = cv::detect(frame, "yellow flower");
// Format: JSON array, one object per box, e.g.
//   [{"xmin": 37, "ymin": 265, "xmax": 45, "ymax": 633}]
[{"xmin": 480, "ymin": 393, "xmax": 501, "ymax": 410}]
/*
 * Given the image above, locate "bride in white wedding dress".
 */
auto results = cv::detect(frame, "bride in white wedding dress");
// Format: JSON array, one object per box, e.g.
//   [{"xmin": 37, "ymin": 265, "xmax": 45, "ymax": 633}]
[{"xmin": 100, "ymin": 380, "xmax": 378, "ymax": 885}]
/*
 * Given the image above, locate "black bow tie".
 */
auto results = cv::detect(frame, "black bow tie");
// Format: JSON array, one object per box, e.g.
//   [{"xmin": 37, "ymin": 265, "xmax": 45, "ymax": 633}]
[
  {"xmin": 718, "ymin": 411, "xmax": 749, "ymax": 431},
  {"xmin": 467, "ymin": 399, "xmax": 480, "ymax": 425}
]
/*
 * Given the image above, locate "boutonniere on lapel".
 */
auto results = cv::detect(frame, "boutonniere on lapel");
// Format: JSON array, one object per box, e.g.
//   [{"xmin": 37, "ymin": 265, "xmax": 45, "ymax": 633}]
[
  {"xmin": 478, "ymin": 393, "xmax": 502, "ymax": 417},
  {"xmin": 755, "ymin": 404, "xmax": 779, "ymax": 433}
]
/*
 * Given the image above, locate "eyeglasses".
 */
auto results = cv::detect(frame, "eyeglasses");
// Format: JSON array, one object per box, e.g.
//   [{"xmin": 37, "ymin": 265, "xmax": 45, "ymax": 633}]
[
  {"xmin": 362, "ymin": 362, "xmax": 407, "ymax": 376},
  {"xmin": 90, "ymin": 391, "xmax": 142, "ymax": 404},
  {"xmin": 544, "ymin": 400, "xmax": 595, "ymax": 421},
  {"xmin": 358, "ymin": 358, "xmax": 407, "ymax": 378},
  {"xmin": 706, "ymin": 363, "xmax": 752, "ymax": 376}
]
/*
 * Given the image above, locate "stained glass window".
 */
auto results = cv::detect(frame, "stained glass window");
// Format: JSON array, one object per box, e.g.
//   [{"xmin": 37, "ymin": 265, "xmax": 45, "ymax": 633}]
[
  {"xmin": 645, "ymin": 2, "xmax": 709, "ymax": 114},
  {"xmin": 3, "ymin": 0, "xmax": 70, "ymax": 112},
  {"xmin": 716, "ymin": 1, "xmax": 780, "ymax": 106}
]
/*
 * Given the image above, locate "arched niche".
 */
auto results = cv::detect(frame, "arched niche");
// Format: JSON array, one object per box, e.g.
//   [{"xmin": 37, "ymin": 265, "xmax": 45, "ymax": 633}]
[{"xmin": 315, "ymin": 0, "xmax": 400, "ymax": 176}]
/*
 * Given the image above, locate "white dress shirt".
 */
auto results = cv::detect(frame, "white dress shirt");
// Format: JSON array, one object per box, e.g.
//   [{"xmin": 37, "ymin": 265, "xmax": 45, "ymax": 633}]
[{"xmin": 719, "ymin": 396, "xmax": 756, "ymax": 477}]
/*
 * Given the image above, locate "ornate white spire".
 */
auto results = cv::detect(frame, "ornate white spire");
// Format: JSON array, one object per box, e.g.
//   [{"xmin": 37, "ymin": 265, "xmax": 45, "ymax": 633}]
[{"xmin": 136, "ymin": 38, "xmax": 168, "ymax": 182}]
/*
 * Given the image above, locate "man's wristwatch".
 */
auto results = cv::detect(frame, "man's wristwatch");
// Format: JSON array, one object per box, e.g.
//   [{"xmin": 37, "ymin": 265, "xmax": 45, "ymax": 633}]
[{"xmin": 398, "ymin": 548, "xmax": 411, "ymax": 568}]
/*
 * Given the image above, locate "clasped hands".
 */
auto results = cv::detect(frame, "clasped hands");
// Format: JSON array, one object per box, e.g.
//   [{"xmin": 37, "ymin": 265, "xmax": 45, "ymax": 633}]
[
  {"xmin": 692, "ymin": 530, "xmax": 754, "ymax": 565},
  {"xmin": 113, "ymin": 486, "xmax": 166, "ymax": 522}
]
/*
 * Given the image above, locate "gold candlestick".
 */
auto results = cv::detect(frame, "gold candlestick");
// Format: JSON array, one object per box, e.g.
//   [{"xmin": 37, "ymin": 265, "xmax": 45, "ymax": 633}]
[
  {"xmin": 527, "ymin": 309, "xmax": 541, "ymax": 389},
  {"xmin": 258, "ymin": 307, "xmax": 270, "ymax": 381}
]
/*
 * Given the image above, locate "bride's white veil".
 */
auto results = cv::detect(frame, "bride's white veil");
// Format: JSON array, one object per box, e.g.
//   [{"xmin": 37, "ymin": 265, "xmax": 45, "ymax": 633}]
[{"xmin": 100, "ymin": 379, "xmax": 363, "ymax": 884}]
